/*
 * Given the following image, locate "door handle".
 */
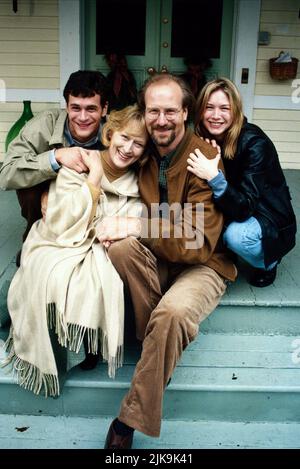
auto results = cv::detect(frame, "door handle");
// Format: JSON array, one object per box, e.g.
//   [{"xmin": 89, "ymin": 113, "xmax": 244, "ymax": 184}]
[{"xmin": 147, "ymin": 67, "xmax": 157, "ymax": 75}]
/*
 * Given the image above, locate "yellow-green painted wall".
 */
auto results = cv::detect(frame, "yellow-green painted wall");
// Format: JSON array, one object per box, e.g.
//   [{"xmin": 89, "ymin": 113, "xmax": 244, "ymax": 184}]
[
  {"xmin": 0, "ymin": 0, "xmax": 60, "ymax": 162},
  {"xmin": 253, "ymin": 0, "xmax": 300, "ymax": 169}
]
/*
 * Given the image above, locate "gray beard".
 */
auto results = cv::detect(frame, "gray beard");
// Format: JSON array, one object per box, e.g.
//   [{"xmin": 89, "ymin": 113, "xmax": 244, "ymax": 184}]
[{"xmin": 151, "ymin": 130, "xmax": 176, "ymax": 148}]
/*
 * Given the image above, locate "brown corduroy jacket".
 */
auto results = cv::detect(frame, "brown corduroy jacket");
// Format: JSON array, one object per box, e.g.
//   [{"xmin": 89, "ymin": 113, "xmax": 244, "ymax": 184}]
[{"xmin": 139, "ymin": 129, "xmax": 237, "ymax": 282}]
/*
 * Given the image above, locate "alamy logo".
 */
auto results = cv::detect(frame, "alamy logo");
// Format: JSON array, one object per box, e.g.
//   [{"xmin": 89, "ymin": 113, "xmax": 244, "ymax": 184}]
[
  {"xmin": 0, "ymin": 79, "xmax": 6, "ymax": 102},
  {"xmin": 140, "ymin": 202, "xmax": 205, "ymax": 249},
  {"xmin": 291, "ymin": 79, "xmax": 300, "ymax": 104},
  {"xmin": 291, "ymin": 338, "xmax": 300, "ymax": 364},
  {"xmin": 106, "ymin": 200, "xmax": 206, "ymax": 250}
]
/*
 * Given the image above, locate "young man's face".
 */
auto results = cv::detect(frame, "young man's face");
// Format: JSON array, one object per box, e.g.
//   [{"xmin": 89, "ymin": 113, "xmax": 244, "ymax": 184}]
[
  {"xmin": 66, "ymin": 94, "xmax": 108, "ymax": 143},
  {"xmin": 144, "ymin": 81, "xmax": 188, "ymax": 156}
]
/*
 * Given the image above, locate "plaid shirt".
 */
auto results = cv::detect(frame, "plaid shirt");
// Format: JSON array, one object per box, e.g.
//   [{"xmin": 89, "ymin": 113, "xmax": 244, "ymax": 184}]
[{"xmin": 157, "ymin": 150, "xmax": 176, "ymax": 203}]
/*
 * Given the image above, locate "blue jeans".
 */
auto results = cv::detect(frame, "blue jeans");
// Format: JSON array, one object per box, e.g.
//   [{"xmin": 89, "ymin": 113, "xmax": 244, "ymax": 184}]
[{"xmin": 223, "ymin": 217, "xmax": 277, "ymax": 270}]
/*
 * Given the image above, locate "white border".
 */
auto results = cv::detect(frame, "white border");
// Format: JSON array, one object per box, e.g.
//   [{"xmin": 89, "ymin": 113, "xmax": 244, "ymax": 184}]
[
  {"xmin": 254, "ymin": 95, "xmax": 300, "ymax": 110},
  {"xmin": 230, "ymin": 0, "xmax": 238, "ymax": 80},
  {"xmin": 232, "ymin": 0, "xmax": 261, "ymax": 122},
  {"xmin": 59, "ymin": 0, "xmax": 81, "ymax": 107}
]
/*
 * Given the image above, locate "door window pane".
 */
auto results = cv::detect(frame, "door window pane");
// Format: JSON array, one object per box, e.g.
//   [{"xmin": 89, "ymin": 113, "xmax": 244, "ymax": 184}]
[
  {"xmin": 96, "ymin": 0, "xmax": 146, "ymax": 56},
  {"xmin": 171, "ymin": 0, "xmax": 223, "ymax": 58}
]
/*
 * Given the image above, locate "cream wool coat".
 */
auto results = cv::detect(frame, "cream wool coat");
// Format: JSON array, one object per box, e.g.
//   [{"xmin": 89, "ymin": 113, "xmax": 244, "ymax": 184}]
[{"xmin": 4, "ymin": 165, "xmax": 141, "ymax": 397}]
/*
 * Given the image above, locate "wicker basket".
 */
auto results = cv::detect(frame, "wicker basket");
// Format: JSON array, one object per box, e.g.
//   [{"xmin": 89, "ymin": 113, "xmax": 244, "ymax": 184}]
[{"xmin": 269, "ymin": 57, "xmax": 298, "ymax": 80}]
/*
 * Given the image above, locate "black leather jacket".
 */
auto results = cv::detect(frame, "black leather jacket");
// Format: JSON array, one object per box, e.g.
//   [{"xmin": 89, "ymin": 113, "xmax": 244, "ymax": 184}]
[{"xmin": 214, "ymin": 122, "xmax": 297, "ymax": 267}]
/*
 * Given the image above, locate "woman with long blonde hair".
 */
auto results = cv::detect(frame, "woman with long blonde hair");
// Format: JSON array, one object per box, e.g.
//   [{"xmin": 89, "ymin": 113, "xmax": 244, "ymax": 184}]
[{"xmin": 188, "ymin": 77, "xmax": 296, "ymax": 287}]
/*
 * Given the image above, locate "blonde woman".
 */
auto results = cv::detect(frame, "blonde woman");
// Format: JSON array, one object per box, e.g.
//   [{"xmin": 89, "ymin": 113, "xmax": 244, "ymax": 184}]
[
  {"xmin": 3, "ymin": 105, "xmax": 148, "ymax": 396},
  {"xmin": 188, "ymin": 77, "xmax": 296, "ymax": 287}
]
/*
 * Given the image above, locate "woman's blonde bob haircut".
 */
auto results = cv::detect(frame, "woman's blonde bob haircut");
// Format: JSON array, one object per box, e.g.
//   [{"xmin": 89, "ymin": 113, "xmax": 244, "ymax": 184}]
[
  {"xmin": 194, "ymin": 77, "xmax": 244, "ymax": 159},
  {"xmin": 101, "ymin": 104, "xmax": 148, "ymax": 166}
]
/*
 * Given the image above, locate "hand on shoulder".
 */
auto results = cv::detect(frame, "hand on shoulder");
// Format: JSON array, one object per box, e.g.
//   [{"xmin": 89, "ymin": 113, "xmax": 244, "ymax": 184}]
[
  {"xmin": 55, "ymin": 147, "xmax": 89, "ymax": 174},
  {"xmin": 187, "ymin": 139, "xmax": 221, "ymax": 181}
]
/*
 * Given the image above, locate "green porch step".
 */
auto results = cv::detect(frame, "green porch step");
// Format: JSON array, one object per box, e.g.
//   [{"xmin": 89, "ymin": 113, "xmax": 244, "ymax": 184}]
[
  {"xmin": 0, "ymin": 414, "xmax": 299, "ymax": 449},
  {"xmin": 1, "ymin": 262, "xmax": 300, "ymax": 334},
  {"xmin": 1, "ymin": 333, "xmax": 299, "ymax": 423}
]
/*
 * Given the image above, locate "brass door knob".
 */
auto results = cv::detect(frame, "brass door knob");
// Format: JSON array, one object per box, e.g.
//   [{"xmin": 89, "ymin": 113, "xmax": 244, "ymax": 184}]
[
  {"xmin": 147, "ymin": 67, "xmax": 157, "ymax": 75},
  {"xmin": 162, "ymin": 42, "xmax": 169, "ymax": 48}
]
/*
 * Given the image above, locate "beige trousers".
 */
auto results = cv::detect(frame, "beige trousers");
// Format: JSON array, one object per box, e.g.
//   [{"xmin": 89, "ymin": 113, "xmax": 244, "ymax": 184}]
[{"xmin": 108, "ymin": 237, "xmax": 227, "ymax": 437}]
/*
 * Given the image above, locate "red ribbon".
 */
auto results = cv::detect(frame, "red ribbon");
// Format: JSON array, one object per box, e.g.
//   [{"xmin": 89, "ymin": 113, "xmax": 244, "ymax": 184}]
[
  {"xmin": 109, "ymin": 54, "xmax": 135, "ymax": 98},
  {"xmin": 189, "ymin": 70, "xmax": 202, "ymax": 96}
]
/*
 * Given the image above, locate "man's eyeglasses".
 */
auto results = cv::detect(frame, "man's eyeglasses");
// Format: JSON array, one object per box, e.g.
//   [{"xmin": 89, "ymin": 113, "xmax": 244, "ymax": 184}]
[{"xmin": 146, "ymin": 108, "xmax": 182, "ymax": 121}]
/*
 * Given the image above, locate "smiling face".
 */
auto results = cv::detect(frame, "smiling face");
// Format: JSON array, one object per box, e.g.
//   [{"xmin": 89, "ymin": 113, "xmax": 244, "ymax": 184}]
[
  {"xmin": 108, "ymin": 122, "xmax": 148, "ymax": 169},
  {"xmin": 144, "ymin": 81, "xmax": 188, "ymax": 156},
  {"xmin": 67, "ymin": 94, "xmax": 108, "ymax": 143},
  {"xmin": 202, "ymin": 89, "xmax": 233, "ymax": 142}
]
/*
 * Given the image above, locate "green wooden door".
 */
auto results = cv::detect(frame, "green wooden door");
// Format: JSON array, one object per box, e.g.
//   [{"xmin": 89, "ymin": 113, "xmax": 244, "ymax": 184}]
[
  {"xmin": 161, "ymin": 0, "xmax": 234, "ymax": 78},
  {"xmin": 85, "ymin": 0, "xmax": 160, "ymax": 90},
  {"xmin": 84, "ymin": 0, "xmax": 234, "ymax": 89}
]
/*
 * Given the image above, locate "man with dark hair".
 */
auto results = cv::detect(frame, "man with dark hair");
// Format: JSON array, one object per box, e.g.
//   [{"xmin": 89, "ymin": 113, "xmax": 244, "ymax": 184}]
[
  {"xmin": 0, "ymin": 70, "xmax": 108, "ymax": 371},
  {"xmin": 63, "ymin": 70, "xmax": 108, "ymax": 104},
  {"xmin": 0, "ymin": 70, "xmax": 108, "ymax": 247},
  {"xmin": 103, "ymin": 74, "xmax": 237, "ymax": 448}
]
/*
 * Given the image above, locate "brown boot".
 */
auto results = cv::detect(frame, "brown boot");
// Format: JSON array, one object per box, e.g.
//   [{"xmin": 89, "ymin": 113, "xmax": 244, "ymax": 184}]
[{"xmin": 104, "ymin": 419, "xmax": 134, "ymax": 449}]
